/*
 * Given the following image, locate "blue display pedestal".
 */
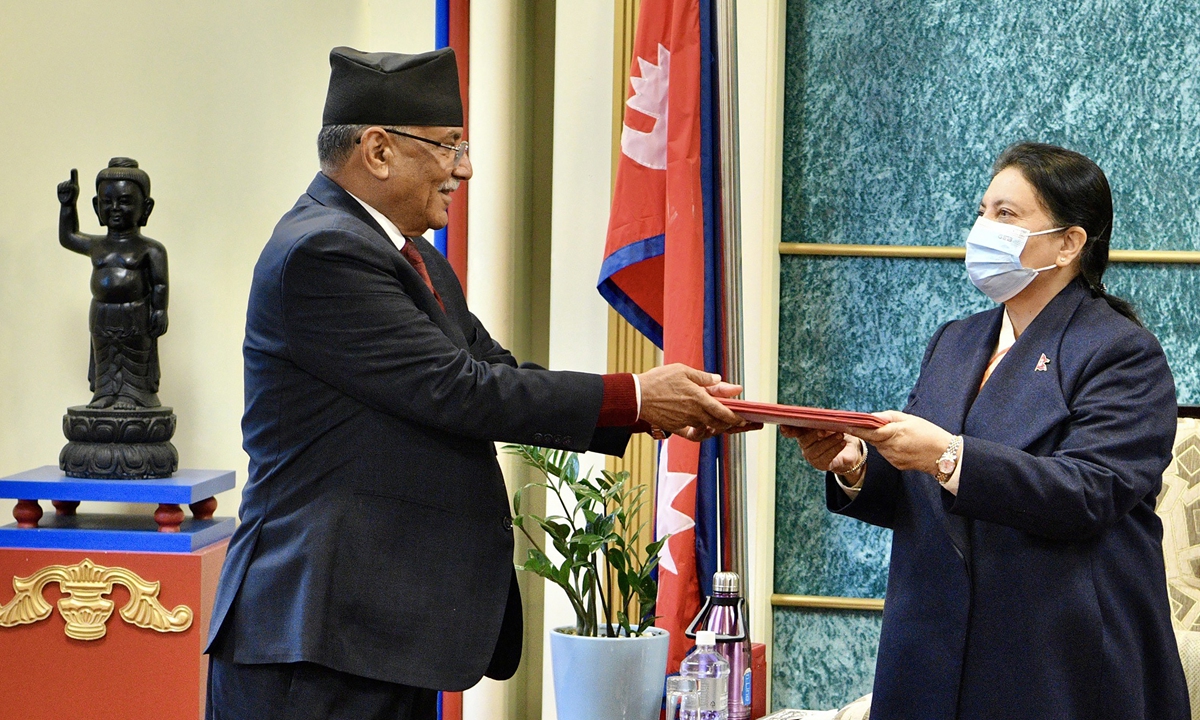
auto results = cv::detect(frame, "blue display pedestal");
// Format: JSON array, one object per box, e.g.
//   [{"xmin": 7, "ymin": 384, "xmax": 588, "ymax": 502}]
[
  {"xmin": 0, "ymin": 466, "xmax": 236, "ymax": 552},
  {"xmin": 0, "ymin": 466, "xmax": 237, "ymax": 719}
]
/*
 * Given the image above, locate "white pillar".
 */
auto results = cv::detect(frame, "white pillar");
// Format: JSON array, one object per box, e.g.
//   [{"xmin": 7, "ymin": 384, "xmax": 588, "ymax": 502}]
[
  {"xmin": 542, "ymin": 2, "xmax": 617, "ymax": 719},
  {"xmin": 463, "ymin": 2, "xmax": 527, "ymax": 719},
  {"xmin": 466, "ymin": 1, "xmax": 522, "ymax": 349},
  {"xmin": 734, "ymin": 0, "xmax": 787, "ymax": 709}
]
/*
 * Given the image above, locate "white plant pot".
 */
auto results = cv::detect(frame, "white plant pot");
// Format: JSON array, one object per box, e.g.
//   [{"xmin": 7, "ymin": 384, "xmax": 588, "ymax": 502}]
[{"xmin": 549, "ymin": 625, "xmax": 670, "ymax": 720}]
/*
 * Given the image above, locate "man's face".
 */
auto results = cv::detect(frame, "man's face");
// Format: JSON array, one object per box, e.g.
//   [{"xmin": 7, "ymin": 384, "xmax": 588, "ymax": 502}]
[
  {"xmin": 94, "ymin": 179, "xmax": 146, "ymax": 232},
  {"xmin": 385, "ymin": 126, "xmax": 471, "ymax": 236}
]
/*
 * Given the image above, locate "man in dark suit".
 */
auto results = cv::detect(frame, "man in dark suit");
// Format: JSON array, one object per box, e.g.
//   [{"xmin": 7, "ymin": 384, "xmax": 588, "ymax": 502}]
[{"xmin": 204, "ymin": 47, "xmax": 746, "ymax": 720}]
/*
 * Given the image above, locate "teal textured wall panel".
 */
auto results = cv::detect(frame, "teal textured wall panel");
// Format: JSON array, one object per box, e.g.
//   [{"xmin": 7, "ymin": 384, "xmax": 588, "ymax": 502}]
[
  {"xmin": 783, "ymin": 0, "xmax": 1200, "ymax": 252},
  {"xmin": 772, "ymin": 607, "xmax": 882, "ymax": 711},
  {"xmin": 775, "ymin": 255, "xmax": 991, "ymax": 598},
  {"xmin": 774, "ymin": 0, "xmax": 1200, "ymax": 709},
  {"xmin": 1106, "ymin": 265, "xmax": 1200, "ymax": 402}
]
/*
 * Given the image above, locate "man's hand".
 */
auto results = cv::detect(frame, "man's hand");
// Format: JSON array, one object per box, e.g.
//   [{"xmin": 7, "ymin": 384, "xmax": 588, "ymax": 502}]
[
  {"xmin": 847, "ymin": 410, "xmax": 953, "ymax": 474},
  {"xmin": 637, "ymin": 364, "xmax": 749, "ymax": 441}
]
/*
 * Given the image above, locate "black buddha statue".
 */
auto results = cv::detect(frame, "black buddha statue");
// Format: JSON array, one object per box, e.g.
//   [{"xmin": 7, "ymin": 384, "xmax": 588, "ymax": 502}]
[{"xmin": 57, "ymin": 159, "xmax": 178, "ymax": 478}]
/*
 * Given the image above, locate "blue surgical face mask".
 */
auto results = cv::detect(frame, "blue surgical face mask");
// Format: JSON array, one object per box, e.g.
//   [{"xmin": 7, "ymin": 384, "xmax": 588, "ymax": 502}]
[{"xmin": 965, "ymin": 216, "xmax": 1064, "ymax": 303}]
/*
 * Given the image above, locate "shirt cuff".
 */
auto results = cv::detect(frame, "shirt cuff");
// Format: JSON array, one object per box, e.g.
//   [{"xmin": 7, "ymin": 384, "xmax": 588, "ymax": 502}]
[
  {"xmin": 633, "ymin": 373, "xmax": 642, "ymax": 419},
  {"xmin": 834, "ymin": 472, "xmax": 863, "ymax": 499},
  {"xmin": 597, "ymin": 373, "xmax": 640, "ymax": 427}
]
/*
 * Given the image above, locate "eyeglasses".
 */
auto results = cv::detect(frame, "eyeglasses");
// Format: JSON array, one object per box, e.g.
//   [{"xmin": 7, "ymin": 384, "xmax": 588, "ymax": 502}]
[{"xmin": 383, "ymin": 128, "xmax": 469, "ymax": 166}]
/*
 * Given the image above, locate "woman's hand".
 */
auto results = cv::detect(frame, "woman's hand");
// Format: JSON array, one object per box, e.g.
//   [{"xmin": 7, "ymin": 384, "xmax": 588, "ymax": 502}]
[
  {"xmin": 847, "ymin": 411, "xmax": 954, "ymax": 474},
  {"xmin": 781, "ymin": 426, "xmax": 863, "ymax": 478}
]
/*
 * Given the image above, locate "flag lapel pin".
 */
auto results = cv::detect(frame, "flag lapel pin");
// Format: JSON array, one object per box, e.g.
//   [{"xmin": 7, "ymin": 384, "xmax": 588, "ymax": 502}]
[{"xmin": 1035, "ymin": 353, "xmax": 1051, "ymax": 372}]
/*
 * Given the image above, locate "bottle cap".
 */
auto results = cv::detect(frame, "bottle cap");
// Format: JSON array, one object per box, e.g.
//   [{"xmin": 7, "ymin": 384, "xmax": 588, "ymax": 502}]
[
  {"xmin": 696, "ymin": 630, "xmax": 717, "ymax": 647},
  {"xmin": 713, "ymin": 571, "xmax": 741, "ymax": 595}
]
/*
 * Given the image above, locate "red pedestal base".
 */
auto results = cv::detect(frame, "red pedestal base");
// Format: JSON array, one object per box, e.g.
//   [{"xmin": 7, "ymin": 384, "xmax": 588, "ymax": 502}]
[
  {"xmin": 752, "ymin": 641, "xmax": 767, "ymax": 718},
  {"xmin": 0, "ymin": 540, "xmax": 227, "ymax": 720}
]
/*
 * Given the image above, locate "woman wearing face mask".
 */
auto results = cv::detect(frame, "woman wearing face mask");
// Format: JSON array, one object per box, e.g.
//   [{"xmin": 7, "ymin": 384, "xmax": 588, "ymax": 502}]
[{"xmin": 783, "ymin": 142, "xmax": 1189, "ymax": 719}]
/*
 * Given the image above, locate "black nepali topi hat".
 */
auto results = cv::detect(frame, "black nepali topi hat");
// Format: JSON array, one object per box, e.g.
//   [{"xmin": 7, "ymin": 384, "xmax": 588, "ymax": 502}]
[{"xmin": 322, "ymin": 46, "xmax": 463, "ymax": 127}]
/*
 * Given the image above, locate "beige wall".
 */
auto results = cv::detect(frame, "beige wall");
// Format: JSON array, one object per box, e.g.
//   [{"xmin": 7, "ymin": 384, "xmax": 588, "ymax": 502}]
[{"xmin": 0, "ymin": 0, "xmax": 434, "ymax": 512}]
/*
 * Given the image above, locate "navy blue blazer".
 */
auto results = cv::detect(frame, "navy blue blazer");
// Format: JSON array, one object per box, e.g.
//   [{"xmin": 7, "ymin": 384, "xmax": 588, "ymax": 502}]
[
  {"xmin": 206, "ymin": 173, "xmax": 634, "ymax": 691},
  {"xmin": 828, "ymin": 279, "xmax": 1189, "ymax": 719}
]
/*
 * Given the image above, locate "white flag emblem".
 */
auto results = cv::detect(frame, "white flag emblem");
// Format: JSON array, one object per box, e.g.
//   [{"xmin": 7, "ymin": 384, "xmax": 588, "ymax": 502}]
[{"xmin": 620, "ymin": 44, "xmax": 671, "ymax": 171}]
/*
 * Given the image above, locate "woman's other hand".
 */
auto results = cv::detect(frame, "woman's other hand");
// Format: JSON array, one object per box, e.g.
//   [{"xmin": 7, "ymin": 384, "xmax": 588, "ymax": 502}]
[
  {"xmin": 782, "ymin": 426, "xmax": 864, "ymax": 479},
  {"xmin": 848, "ymin": 411, "xmax": 954, "ymax": 474}
]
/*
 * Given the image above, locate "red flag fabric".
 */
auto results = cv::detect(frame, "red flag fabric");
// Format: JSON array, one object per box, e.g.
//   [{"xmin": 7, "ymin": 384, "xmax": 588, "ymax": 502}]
[{"xmin": 600, "ymin": 0, "xmax": 705, "ymax": 672}]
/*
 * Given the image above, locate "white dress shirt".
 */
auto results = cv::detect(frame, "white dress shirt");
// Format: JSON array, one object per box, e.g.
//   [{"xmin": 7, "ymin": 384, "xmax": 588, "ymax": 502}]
[{"xmin": 347, "ymin": 191, "xmax": 410, "ymax": 253}]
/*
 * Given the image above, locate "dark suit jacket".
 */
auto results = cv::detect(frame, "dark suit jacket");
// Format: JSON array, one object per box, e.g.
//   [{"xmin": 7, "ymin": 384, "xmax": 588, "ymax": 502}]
[
  {"xmin": 206, "ymin": 173, "xmax": 634, "ymax": 691},
  {"xmin": 829, "ymin": 279, "xmax": 1189, "ymax": 719}
]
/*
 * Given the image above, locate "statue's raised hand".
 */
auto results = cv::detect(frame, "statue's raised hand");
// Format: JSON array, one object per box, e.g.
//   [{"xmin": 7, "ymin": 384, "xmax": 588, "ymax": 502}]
[{"xmin": 57, "ymin": 169, "xmax": 79, "ymax": 206}]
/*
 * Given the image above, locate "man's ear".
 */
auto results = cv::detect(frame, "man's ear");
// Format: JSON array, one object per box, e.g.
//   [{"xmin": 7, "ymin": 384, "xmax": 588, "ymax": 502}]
[
  {"xmin": 92, "ymin": 195, "xmax": 105, "ymax": 226},
  {"xmin": 358, "ymin": 127, "xmax": 392, "ymax": 181},
  {"xmin": 139, "ymin": 197, "xmax": 155, "ymax": 226}
]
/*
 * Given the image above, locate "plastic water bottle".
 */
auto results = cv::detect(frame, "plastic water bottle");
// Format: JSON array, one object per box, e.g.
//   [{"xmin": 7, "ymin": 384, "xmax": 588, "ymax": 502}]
[{"xmin": 679, "ymin": 630, "xmax": 730, "ymax": 719}]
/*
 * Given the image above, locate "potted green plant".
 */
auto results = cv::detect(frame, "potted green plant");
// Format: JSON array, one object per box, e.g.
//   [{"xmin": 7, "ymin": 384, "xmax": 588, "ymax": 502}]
[{"xmin": 507, "ymin": 444, "xmax": 670, "ymax": 720}]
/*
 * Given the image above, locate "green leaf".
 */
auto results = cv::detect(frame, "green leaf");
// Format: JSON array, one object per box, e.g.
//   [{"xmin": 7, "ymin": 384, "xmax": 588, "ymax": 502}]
[
  {"xmin": 573, "ymin": 485, "xmax": 604, "ymax": 505},
  {"xmin": 543, "ymin": 519, "xmax": 572, "ymax": 543},
  {"xmin": 517, "ymin": 548, "xmax": 565, "ymax": 588}
]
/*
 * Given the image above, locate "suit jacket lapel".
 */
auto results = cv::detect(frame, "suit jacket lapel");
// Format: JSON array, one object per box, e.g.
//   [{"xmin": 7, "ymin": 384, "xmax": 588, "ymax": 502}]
[
  {"xmin": 304, "ymin": 173, "xmax": 470, "ymax": 350},
  {"xmin": 908, "ymin": 309, "xmax": 1002, "ymax": 569},
  {"xmin": 908, "ymin": 281, "xmax": 1086, "ymax": 568},
  {"xmin": 407, "ymin": 235, "xmax": 470, "ymax": 349},
  {"xmin": 964, "ymin": 280, "xmax": 1084, "ymax": 448},
  {"xmin": 910, "ymin": 310, "xmax": 1002, "ymax": 434},
  {"xmin": 306, "ymin": 172, "xmax": 397, "ymax": 257}
]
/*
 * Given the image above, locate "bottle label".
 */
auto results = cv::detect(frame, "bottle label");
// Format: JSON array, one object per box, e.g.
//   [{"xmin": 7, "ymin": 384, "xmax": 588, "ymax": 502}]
[
  {"xmin": 741, "ymin": 668, "xmax": 753, "ymax": 706},
  {"xmin": 700, "ymin": 677, "xmax": 729, "ymax": 710}
]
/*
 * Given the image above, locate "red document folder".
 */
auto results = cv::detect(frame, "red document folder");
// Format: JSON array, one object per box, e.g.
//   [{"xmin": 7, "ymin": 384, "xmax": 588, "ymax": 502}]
[{"xmin": 719, "ymin": 399, "xmax": 888, "ymax": 433}]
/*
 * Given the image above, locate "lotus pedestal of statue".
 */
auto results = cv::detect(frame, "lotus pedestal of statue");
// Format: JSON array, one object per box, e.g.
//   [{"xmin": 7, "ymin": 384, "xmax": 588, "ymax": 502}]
[{"xmin": 60, "ymin": 405, "xmax": 178, "ymax": 479}]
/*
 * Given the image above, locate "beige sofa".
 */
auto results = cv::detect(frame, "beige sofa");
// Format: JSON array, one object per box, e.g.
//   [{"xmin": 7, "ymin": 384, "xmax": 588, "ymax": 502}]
[{"xmin": 1156, "ymin": 416, "xmax": 1200, "ymax": 716}]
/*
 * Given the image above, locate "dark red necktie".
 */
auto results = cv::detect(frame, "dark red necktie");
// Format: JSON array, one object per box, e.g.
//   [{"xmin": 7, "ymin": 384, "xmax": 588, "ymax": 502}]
[{"xmin": 400, "ymin": 240, "xmax": 445, "ymax": 312}]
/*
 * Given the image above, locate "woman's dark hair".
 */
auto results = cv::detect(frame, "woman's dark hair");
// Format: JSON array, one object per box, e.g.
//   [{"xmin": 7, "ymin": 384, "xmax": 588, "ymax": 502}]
[{"xmin": 993, "ymin": 142, "xmax": 1141, "ymax": 326}]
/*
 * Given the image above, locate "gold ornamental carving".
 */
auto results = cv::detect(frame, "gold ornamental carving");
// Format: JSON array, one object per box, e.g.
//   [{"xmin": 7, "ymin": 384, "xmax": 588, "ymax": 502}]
[{"xmin": 0, "ymin": 558, "xmax": 192, "ymax": 640}]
